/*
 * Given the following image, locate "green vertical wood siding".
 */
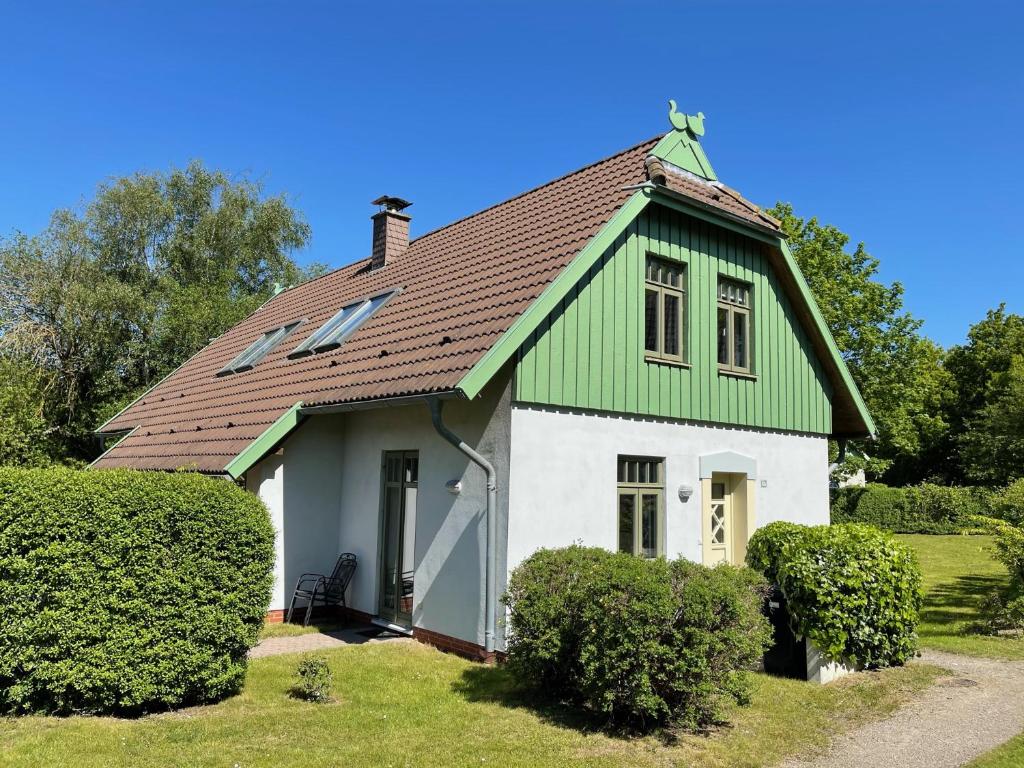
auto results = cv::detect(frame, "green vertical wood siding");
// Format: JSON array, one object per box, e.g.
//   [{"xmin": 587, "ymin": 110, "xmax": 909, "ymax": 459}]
[{"xmin": 513, "ymin": 204, "xmax": 833, "ymax": 434}]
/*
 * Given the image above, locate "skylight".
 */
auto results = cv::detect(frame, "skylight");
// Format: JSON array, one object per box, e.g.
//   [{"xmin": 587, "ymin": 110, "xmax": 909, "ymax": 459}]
[
  {"xmin": 218, "ymin": 320, "xmax": 303, "ymax": 376},
  {"xmin": 289, "ymin": 290, "xmax": 395, "ymax": 358}
]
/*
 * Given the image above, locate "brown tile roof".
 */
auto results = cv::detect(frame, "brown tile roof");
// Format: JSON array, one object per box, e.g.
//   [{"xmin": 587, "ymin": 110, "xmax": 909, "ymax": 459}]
[
  {"xmin": 94, "ymin": 137, "xmax": 662, "ymax": 473},
  {"xmin": 645, "ymin": 156, "xmax": 781, "ymax": 232}
]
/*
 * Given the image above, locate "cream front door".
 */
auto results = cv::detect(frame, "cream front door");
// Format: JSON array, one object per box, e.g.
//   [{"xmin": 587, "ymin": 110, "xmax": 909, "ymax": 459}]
[
  {"xmin": 702, "ymin": 472, "xmax": 753, "ymax": 566},
  {"xmin": 706, "ymin": 477, "xmax": 732, "ymax": 565}
]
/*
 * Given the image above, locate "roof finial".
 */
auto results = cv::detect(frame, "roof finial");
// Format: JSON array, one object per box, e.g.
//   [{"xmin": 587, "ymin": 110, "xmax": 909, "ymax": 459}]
[{"xmin": 667, "ymin": 99, "xmax": 705, "ymax": 138}]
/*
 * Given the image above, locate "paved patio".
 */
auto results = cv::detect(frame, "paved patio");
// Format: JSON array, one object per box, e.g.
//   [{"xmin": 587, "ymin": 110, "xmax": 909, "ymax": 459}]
[{"xmin": 249, "ymin": 624, "xmax": 411, "ymax": 658}]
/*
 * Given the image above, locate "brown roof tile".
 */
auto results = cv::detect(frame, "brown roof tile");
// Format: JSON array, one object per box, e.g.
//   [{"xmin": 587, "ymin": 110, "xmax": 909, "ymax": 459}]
[{"xmin": 95, "ymin": 137, "xmax": 663, "ymax": 472}]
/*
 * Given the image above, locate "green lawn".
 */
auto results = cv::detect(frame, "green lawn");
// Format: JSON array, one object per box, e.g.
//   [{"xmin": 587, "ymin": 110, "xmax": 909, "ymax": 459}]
[
  {"xmin": 0, "ymin": 641, "xmax": 940, "ymax": 768},
  {"xmin": 896, "ymin": 534, "xmax": 1024, "ymax": 660},
  {"xmin": 967, "ymin": 733, "xmax": 1024, "ymax": 768}
]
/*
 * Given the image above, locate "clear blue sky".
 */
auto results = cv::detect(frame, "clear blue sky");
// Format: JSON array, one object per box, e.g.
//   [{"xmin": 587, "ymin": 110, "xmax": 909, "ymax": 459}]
[{"xmin": 1, "ymin": 1, "xmax": 1020, "ymax": 347}]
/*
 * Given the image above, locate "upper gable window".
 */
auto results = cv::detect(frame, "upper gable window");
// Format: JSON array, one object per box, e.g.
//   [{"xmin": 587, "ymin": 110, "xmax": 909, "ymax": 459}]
[
  {"xmin": 644, "ymin": 255, "xmax": 686, "ymax": 364},
  {"xmin": 717, "ymin": 277, "xmax": 752, "ymax": 375},
  {"xmin": 218, "ymin": 320, "xmax": 303, "ymax": 376},
  {"xmin": 289, "ymin": 290, "xmax": 394, "ymax": 359}
]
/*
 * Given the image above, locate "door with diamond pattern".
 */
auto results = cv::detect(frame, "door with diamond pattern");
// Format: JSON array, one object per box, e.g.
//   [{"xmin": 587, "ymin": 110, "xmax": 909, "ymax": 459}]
[{"xmin": 706, "ymin": 476, "xmax": 732, "ymax": 565}]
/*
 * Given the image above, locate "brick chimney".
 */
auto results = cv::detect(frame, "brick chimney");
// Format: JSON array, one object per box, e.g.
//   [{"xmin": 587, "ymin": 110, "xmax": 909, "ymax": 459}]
[{"xmin": 370, "ymin": 195, "xmax": 412, "ymax": 271}]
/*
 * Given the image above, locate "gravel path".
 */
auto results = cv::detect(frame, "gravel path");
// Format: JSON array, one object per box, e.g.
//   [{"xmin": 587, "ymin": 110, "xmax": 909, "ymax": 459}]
[
  {"xmin": 783, "ymin": 650, "xmax": 1024, "ymax": 768},
  {"xmin": 249, "ymin": 625, "xmax": 410, "ymax": 658}
]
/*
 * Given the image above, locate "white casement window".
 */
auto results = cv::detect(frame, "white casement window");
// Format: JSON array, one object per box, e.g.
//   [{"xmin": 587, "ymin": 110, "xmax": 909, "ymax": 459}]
[
  {"xmin": 644, "ymin": 255, "xmax": 686, "ymax": 364},
  {"xmin": 289, "ymin": 290, "xmax": 395, "ymax": 358},
  {"xmin": 218, "ymin": 320, "xmax": 303, "ymax": 376},
  {"xmin": 616, "ymin": 456, "xmax": 665, "ymax": 558},
  {"xmin": 717, "ymin": 277, "xmax": 752, "ymax": 375}
]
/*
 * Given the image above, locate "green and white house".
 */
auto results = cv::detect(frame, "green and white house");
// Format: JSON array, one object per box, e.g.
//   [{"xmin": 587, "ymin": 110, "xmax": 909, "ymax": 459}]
[{"xmin": 95, "ymin": 103, "xmax": 873, "ymax": 659}]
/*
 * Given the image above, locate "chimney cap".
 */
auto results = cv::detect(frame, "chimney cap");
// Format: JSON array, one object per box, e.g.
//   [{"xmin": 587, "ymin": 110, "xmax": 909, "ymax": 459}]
[{"xmin": 372, "ymin": 195, "xmax": 412, "ymax": 213}]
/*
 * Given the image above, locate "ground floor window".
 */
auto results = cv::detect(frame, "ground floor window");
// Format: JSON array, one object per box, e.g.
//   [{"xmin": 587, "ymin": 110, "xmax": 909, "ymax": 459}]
[{"xmin": 617, "ymin": 456, "xmax": 664, "ymax": 558}]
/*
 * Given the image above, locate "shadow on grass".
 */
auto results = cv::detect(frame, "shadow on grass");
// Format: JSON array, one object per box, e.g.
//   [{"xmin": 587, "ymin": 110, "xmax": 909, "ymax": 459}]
[
  {"xmin": 451, "ymin": 665, "xmax": 694, "ymax": 743},
  {"xmin": 451, "ymin": 664, "xmax": 602, "ymax": 733},
  {"xmin": 919, "ymin": 573, "xmax": 1003, "ymax": 632}
]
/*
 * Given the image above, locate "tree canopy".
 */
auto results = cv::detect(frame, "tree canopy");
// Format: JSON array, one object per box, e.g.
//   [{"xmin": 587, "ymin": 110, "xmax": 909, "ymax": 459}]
[
  {"xmin": 769, "ymin": 203, "xmax": 951, "ymax": 483},
  {"xmin": 0, "ymin": 161, "xmax": 320, "ymax": 463}
]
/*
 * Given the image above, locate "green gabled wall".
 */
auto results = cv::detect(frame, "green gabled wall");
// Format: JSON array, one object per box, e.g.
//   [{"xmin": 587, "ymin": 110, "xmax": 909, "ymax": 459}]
[{"xmin": 513, "ymin": 204, "xmax": 834, "ymax": 434}]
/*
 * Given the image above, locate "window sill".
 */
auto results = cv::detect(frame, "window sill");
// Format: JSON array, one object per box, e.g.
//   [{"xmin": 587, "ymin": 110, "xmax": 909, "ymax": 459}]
[
  {"xmin": 644, "ymin": 355, "xmax": 691, "ymax": 369},
  {"xmin": 718, "ymin": 368, "xmax": 758, "ymax": 381}
]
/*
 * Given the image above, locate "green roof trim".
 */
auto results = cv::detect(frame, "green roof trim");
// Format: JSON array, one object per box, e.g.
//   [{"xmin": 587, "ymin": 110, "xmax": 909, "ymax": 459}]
[
  {"xmin": 650, "ymin": 101, "xmax": 718, "ymax": 181},
  {"xmin": 224, "ymin": 401, "xmax": 304, "ymax": 480},
  {"xmin": 776, "ymin": 238, "xmax": 876, "ymax": 438},
  {"xmin": 457, "ymin": 189, "xmax": 653, "ymax": 400}
]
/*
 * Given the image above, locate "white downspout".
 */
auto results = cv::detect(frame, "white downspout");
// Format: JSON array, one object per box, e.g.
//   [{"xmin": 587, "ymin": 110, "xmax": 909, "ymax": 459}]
[{"xmin": 427, "ymin": 397, "xmax": 497, "ymax": 655}]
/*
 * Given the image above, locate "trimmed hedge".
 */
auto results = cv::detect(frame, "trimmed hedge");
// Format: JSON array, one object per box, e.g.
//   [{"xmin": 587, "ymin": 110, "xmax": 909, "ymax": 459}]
[
  {"xmin": 0, "ymin": 467, "xmax": 274, "ymax": 715},
  {"xmin": 831, "ymin": 483, "xmax": 994, "ymax": 533},
  {"xmin": 504, "ymin": 546, "xmax": 772, "ymax": 732},
  {"xmin": 746, "ymin": 523, "xmax": 923, "ymax": 668}
]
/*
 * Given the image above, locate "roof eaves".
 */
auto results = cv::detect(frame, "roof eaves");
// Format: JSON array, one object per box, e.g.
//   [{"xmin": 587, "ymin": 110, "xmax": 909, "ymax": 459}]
[
  {"xmin": 776, "ymin": 238, "xmax": 876, "ymax": 438},
  {"xmin": 223, "ymin": 401, "xmax": 304, "ymax": 480}
]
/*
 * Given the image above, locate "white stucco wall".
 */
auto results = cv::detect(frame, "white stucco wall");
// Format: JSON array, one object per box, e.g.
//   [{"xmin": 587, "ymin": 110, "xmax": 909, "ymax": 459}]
[
  {"xmin": 506, "ymin": 404, "xmax": 829, "ymax": 571},
  {"xmin": 245, "ymin": 376, "xmax": 511, "ymax": 647}
]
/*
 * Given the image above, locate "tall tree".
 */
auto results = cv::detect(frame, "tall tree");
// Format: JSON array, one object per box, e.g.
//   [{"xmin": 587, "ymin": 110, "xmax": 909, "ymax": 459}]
[
  {"xmin": 769, "ymin": 203, "xmax": 951, "ymax": 482},
  {"xmin": 0, "ymin": 161, "xmax": 316, "ymax": 462},
  {"xmin": 946, "ymin": 306, "xmax": 1024, "ymax": 485}
]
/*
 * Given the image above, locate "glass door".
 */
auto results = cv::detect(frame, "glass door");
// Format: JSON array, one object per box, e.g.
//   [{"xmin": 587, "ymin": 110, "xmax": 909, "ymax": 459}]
[{"xmin": 379, "ymin": 451, "xmax": 418, "ymax": 627}]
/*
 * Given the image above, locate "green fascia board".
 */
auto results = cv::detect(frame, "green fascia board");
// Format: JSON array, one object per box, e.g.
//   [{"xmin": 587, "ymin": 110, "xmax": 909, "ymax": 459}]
[
  {"xmin": 458, "ymin": 189, "xmax": 653, "ymax": 399},
  {"xmin": 776, "ymin": 238, "xmax": 876, "ymax": 438},
  {"xmin": 224, "ymin": 401, "xmax": 304, "ymax": 480},
  {"xmin": 648, "ymin": 188, "xmax": 779, "ymax": 245},
  {"xmin": 650, "ymin": 130, "xmax": 718, "ymax": 181}
]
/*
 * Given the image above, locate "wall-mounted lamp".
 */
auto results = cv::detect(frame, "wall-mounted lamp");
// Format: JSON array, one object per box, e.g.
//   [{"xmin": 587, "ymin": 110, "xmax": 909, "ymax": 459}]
[
  {"xmin": 445, "ymin": 479, "xmax": 463, "ymax": 495},
  {"xmin": 678, "ymin": 484, "xmax": 694, "ymax": 502}
]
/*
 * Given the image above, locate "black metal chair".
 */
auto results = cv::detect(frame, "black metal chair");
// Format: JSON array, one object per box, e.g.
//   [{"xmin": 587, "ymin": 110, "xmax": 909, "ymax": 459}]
[{"xmin": 286, "ymin": 553, "xmax": 357, "ymax": 626}]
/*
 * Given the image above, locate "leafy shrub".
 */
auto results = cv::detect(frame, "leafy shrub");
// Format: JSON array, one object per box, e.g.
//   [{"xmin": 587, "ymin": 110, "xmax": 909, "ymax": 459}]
[
  {"xmin": 747, "ymin": 523, "xmax": 922, "ymax": 668},
  {"xmin": 971, "ymin": 516, "xmax": 1024, "ymax": 632},
  {"xmin": 293, "ymin": 654, "xmax": 333, "ymax": 703},
  {"xmin": 831, "ymin": 483, "xmax": 994, "ymax": 533},
  {"xmin": 992, "ymin": 479, "xmax": 1024, "ymax": 527},
  {"xmin": 745, "ymin": 521, "xmax": 806, "ymax": 584},
  {"xmin": 0, "ymin": 466, "xmax": 274, "ymax": 715},
  {"xmin": 504, "ymin": 546, "xmax": 771, "ymax": 732}
]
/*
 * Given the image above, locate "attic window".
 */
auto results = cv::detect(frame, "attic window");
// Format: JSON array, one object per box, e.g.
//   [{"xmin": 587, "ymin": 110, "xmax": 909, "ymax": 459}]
[
  {"xmin": 289, "ymin": 290, "xmax": 395, "ymax": 359},
  {"xmin": 218, "ymin": 320, "xmax": 303, "ymax": 376}
]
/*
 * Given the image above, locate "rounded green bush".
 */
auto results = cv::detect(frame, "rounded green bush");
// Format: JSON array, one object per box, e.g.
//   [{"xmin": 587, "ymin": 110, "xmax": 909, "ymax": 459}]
[
  {"xmin": 504, "ymin": 546, "xmax": 771, "ymax": 732},
  {"xmin": 775, "ymin": 524, "xmax": 923, "ymax": 668},
  {"xmin": 0, "ymin": 467, "xmax": 274, "ymax": 715},
  {"xmin": 745, "ymin": 521, "xmax": 806, "ymax": 584}
]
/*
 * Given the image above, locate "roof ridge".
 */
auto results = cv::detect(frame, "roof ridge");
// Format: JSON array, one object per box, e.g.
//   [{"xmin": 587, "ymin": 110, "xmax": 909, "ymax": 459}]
[
  {"xmin": 282, "ymin": 134, "xmax": 663, "ymax": 295},
  {"xmin": 409, "ymin": 135, "xmax": 661, "ymax": 246}
]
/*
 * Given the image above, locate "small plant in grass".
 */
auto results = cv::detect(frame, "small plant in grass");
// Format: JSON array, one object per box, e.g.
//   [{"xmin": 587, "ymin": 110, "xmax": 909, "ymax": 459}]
[{"xmin": 293, "ymin": 655, "xmax": 333, "ymax": 703}]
